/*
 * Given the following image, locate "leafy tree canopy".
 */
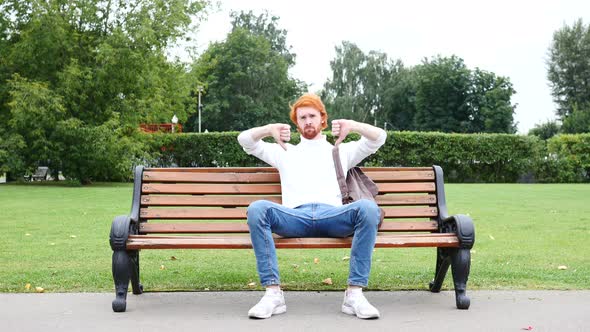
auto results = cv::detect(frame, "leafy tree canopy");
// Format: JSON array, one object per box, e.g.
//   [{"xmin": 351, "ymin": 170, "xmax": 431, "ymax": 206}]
[
  {"xmin": 322, "ymin": 44, "xmax": 517, "ymax": 133},
  {"xmin": 547, "ymin": 18, "xmax": 590, "ymax": 133},
  {"xmin": 188, "ymin": 10, "xmax": 304, "ymax": 132}
]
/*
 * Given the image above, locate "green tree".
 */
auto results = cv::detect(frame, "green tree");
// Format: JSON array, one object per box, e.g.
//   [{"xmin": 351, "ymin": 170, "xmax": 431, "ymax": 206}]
[
  {"xmin": 6, "ymin": 75, "xmax": 66, "ymax": 177},
  {"xmin": 229, "ymin": 10, "xmax": 295, "ymax": 66},
  {"xmin": 189, "ymin": 11, "xmax": 302, "ymax": 131},
  {"xmin": 547, "ymin": 18, "xmax": 590, "ymax": 132},
  {"xmin": 468, "ymin": 68, "xmax": 517, "ymax": 133},
  {"xmin": 561, "ymin": 104, "xmax": 590, "ymax": 133},
  {"xmin": 414, "ymin": 55, "xmax": 472, "ymax": 132},
  {"xmin": 0, "ymin": 0, "xmax": 208, "ymax": 125},
  {"xmin": 412, "ymin": 56, "xmax": 516, "ymax": 133},
  {"xmin": 323, "ymin": 48, "xmax": 516, "ymax": 133},
  {"xmin": 380, "ymin": 62, "xmax": 417, "ymax": 131},
  {"xmin": 528, "ymin": 120, "xmax": 561, "ymax": 140},
  {"xmin": 322, "ymin": 42, "xmax": 391, "ymax": 124},
  {"xmin": 0, "ymin": 0, "xmax": 209, "ymax": 181}
]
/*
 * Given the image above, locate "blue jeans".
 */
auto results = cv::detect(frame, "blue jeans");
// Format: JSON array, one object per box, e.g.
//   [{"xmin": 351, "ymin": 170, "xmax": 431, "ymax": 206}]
[{"xmin": 246, "ymin": 199, "xmax": 381, "ymax": 287}]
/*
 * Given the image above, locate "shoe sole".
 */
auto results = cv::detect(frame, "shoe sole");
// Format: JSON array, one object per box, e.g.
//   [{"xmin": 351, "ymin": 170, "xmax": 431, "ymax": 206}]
[
  {"xmin": 341, "ymin": 304, "xmax": 380, "ymax": 319},
  {"xmin": 248, "ymin": 304, "xmax": 287, "ymax": 319}
]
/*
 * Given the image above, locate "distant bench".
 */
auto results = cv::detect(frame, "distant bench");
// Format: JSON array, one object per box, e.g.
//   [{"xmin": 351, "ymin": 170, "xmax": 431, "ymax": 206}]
[
  {"xmin": 24, "ymin": 166, "xmax": 49, "ymax": 181},
  {"xmin": 109, "ymin": 165, "xmax": 475, "ymax": 312}
]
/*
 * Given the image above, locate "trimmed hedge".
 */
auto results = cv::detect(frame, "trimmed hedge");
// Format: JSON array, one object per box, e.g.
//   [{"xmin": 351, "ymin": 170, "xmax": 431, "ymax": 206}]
[
  {"xmin": 369, "ymin": 132, "xmax": 544, "ymax": 182},
  {"xmin": 139, "ymin": 131, "xmax": 590, "ymax": 183},
  {"xmin": 540, "ymin": 134, "xmax": 590, "ymax": 182}
]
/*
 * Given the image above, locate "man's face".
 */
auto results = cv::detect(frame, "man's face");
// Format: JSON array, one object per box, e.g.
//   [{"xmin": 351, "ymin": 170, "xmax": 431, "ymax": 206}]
[{"xmin": 296, "ymin": 106, "xmax": 323, "ymax": 140}]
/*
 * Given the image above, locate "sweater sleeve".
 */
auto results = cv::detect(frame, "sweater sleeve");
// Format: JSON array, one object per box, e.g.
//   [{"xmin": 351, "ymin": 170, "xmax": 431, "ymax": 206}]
[
  {"xmin": 237, "ymin": 129, "xmax": 284, "ymax": 168},
  {"xmin": 341, "ymin": 129, "xmax": 387, "ymax": 169}
]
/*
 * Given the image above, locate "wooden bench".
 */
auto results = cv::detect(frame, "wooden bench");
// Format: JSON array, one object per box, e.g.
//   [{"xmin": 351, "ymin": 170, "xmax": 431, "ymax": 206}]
[
  {"xmin": 24, "ymin": 166, "xmax": 49, "ymax": 181},
  {"xmin": 109, "ymin": 165, "xmax": 475, "ymax": 312}
]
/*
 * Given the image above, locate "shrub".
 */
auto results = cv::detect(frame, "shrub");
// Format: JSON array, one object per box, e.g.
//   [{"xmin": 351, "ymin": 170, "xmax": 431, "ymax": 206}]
[{"xmin": 141, "ymin": 131, "xmax": 552, "ymax": 183}]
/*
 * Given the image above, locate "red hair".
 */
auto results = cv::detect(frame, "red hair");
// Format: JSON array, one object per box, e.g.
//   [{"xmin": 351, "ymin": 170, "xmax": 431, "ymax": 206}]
[{"xmin": 289, "ymin": 93, "xmax": 328, "ymax": 129}]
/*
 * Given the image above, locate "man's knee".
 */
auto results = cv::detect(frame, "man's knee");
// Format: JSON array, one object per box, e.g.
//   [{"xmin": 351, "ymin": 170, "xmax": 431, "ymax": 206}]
[
  {"xmin": 355, "ymin": 199, "xmax": 381, "ymax": 227},
  {"xmin": 247, "ymin": 200, "xmax": 273, "ymax": 226}
]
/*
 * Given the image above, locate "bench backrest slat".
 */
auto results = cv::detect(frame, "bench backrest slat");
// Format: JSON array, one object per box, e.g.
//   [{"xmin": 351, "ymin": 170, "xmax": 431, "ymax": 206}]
[
  {"xmin": 142, "ymin": 170, "xmax": 435, "ymax": 183},
  {"xmin": 142, "ymin": 182, "xmax": 435, "ymax": 194}
]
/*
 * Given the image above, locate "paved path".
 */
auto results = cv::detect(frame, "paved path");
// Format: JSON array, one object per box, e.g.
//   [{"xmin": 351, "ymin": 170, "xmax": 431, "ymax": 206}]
[{"xmin": 1, "ymin": 291, "xmax": 588, "ymax": 331}]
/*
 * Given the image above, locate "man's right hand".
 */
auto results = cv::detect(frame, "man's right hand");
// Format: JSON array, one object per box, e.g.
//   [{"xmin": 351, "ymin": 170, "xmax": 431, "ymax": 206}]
[{"xmin": 268, "ymin": 123, "xmax": 291, "ymax": 151}]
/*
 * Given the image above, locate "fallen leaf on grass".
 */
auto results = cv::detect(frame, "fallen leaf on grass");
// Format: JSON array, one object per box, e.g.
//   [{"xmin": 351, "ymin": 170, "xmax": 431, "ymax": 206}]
[
  {"xmin": 35, "ymin": 287, "xmax": 45, "ymax": 293},
  {"xmin": 558, "ymin": 265, "xmax": 568, "ymax": 270},
  {"xmin": 170, "ymin": 256, "xmax": 177, "ymax": 261},
  {"xmin": 50, "ymin": 243, "xmax": 56, "ymax": 246},
  {"xmin": 247, "ymin": 282, "xmax": 256, "ymax": 288},
  {"xmin": 322, "ymin": 278, "xmax": 333, "ymax": 285},
  {"xmin": 70, "ymin": 235, "xmax": 77, "ymax": 238},
  {"xmin": 160, "ymin": 265, "xmax": 166, "ymax": 270},
  {"xmin": 313, "ymin": 258, "xmax": 319, "ymax": 264},
  {"xmin": 25, "ymin": 283, "xmax": 31, "ymax": 290},
  {"xmin": 488, "ymin": 235, "xmax": 495, "ymax": 240},
  {"xmin": 25, "ymin": 233, "xmax": 31, "ymax": 236},
  {"xmin": 342, "ymin": 256, "xmax": 350, "ymax": 261}
]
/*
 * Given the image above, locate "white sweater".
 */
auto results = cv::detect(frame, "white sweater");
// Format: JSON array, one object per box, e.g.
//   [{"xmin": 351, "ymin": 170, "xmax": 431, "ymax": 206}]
[{"xmin": 237, "ymin": 130, "xmax": 387, "ymax": 208}]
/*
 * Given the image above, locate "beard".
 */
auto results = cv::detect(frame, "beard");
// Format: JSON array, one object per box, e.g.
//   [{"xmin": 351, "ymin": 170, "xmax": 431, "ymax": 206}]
[{"xmin": 299, "ymin": 124, "xmax": 321, "ymax": 139}]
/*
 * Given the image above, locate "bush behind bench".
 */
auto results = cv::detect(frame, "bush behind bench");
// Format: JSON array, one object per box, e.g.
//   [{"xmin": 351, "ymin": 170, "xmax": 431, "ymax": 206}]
[{"xmin": 141, "ymin": 131, "xmax": 590, "ymax": 183}]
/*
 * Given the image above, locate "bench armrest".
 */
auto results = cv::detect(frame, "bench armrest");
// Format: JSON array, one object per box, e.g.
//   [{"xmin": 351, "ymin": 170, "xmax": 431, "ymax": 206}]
[
  {"xmin": 129, "ymin": 166, "xmax": 144, "ymax": 223},
  {"xmin": 440, "ymin": 214, "xmax": 475, "ymax": 249},
  {"xmin": 433, "ymin": 165, "xmax": 475, "ymax": 249},
  {"xmin": 110, "ymin": 215, "xmax": 137, "ymax": 250}
]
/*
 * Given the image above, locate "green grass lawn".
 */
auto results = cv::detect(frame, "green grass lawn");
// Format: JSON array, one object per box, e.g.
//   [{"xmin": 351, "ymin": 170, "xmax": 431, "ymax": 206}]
[{"xmin": 1, "ymin": 182, "xmax": 589, "ymax": 293}]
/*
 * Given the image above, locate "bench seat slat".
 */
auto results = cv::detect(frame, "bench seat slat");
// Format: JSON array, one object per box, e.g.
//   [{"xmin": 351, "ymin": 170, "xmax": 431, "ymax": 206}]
[
  {"xmin": 138, "ymin": 221, "xmax": 439, "ymax": 234},
  {"xmin": 140, "ymin": 194, "xmax": 436, "ymax": 207},
  {"xmin": 126, "ymin": 234, "xmax": 459, "ymax": 249},
  {"xmin": 139, "ymin": 207, "xmax": 437, "ymax": 219},
  {"xmin": 142, "ymin": 182, "xmax": 435, "ymax": 194},
  {"xmin": 142, "ymin": 171, "xmax": 436, "ymax": 183}
]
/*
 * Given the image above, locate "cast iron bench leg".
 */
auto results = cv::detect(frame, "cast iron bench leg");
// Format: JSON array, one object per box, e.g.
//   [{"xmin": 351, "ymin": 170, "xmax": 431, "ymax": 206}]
[
  {"xmin": 450, "ymin": 248, "xmax": 471, "ymax": 309},
  {"xmin": 429, "ymin": 248, "xmax": 451, "ymax": 293},
  {"xmin": 112, "ymin": 250, "xmax": 131, "ymax": 312},
  {"xmin": 130, "ymin": 250, "xmax": 143, "ymax": 295}
]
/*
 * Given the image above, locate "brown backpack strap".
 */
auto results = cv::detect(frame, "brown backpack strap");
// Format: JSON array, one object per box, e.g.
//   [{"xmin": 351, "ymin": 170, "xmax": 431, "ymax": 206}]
[{"xmin": 332, "ymin": 146, "xmax": 350, "ymax": 204}]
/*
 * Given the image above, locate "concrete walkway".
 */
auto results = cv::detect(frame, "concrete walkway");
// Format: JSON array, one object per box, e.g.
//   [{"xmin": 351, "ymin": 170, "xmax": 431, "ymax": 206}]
[{"xmin": 1, "ymin": 291, "xmax": 588, "ymax": 331}]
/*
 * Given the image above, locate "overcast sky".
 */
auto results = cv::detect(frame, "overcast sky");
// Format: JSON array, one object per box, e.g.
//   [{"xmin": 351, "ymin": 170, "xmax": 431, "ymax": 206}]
[{"xmin": 188, "ymin": 0, "xmax": 590, "ymax": 133}]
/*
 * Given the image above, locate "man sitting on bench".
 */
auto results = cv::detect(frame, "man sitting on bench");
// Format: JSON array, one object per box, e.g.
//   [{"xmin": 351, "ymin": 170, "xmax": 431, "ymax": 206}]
[{"xmin": 237, "ymin": 93, "xmax": 387, "ymax": 319}]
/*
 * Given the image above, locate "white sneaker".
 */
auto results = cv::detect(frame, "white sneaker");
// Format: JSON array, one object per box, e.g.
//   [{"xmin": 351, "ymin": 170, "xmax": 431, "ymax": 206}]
[
  {"xmin": 341, "ymin": 289, "xmax": 380, "ymax": 319},
  {"xmin": 248, "ymin": 288, "xmax": 287, "ymax": 319}
]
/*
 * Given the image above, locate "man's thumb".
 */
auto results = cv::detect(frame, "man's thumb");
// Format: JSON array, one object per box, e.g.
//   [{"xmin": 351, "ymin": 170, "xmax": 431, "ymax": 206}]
[{"xmin": 334, "ymin": 135, "xmax": 345, "ymax": 146}]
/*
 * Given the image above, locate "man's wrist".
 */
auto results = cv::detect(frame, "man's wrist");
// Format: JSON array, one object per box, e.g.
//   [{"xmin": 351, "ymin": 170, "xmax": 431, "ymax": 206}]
[{"xmin": 350, "ymin": 120, "xmax": 362, "ymax": 133}]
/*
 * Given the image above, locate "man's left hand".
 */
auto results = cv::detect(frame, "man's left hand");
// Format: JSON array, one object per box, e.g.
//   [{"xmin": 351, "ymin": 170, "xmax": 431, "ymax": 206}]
[{"xmin": 332, "ymin": 119, "xmax": 355, "ymax": 146}]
